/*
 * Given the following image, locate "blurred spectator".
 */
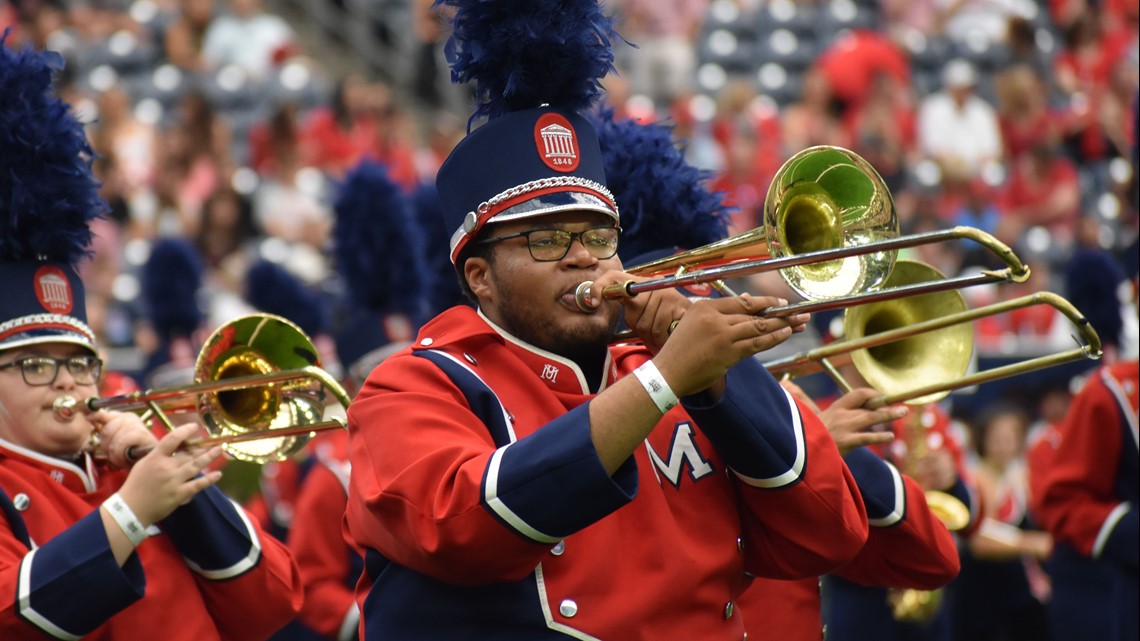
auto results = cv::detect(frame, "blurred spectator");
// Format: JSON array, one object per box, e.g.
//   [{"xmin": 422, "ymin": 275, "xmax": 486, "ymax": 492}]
[
  {"xmin": 201, "ymin": 0, "xmax": 295, "ymax": 79},
  {"xmin": 612, "ymin": 0, "xmax": 705, "ymax": 109},
  {"xmin": 164, "ymin": 0, "xmax": 216, "ymax": 71},
  {"xmin": 815, "ymin": 29, "xmax": 910, "ymax": 118},
  {"xmin": 995, "ymin": 63, "xmax": 1061, "ymax": 160},
  {"xmin": 251, "ymin": 103, "xmax": 332, "ymax": 248},
  {"xmin": 90, "ymin": 85, "xmax": 158, "ymax": 203},
  {"xmin": 917, "ymin": 58, "xmax": 1003, "ymax": 177},
  {"xmin": 1053, "ymin": 9, "xmax": 1135, "ymax": 167},
  {"xmin": 296, "ymin": 73, "xmax": 377, "ymax": 176},
  {"xmin": 998, "ymin": 133, "xmax": 1081, "ymax": 243},
  {"xmin": 955, "ymin": 402, "xmax": 1052, "ymax": 641},
  {"xmin": 940, "ymin": 0, "xmax": 1035, "ymax": 47},
  {"xmin": 844, "ymin": 69, "xmax": 918, "ymax": 192},
  {"xmin": 709, "ymin": 80, "xmax": 780, "ymax": 232},
  {"xmin": 782, "ymin": 66, "xmax": 852, "ymax": 154}
]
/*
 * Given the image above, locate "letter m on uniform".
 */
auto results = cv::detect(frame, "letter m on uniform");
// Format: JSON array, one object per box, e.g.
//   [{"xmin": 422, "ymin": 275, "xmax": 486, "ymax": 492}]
[{"xmin": 647, "ymin": 422, "xmax": 714, "ymax": 487}]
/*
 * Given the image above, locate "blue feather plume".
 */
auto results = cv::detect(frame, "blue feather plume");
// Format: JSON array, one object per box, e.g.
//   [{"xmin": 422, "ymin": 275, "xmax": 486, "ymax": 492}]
[
  {"xmin": 439, "ymin": 0, "xmax": 619, "ymax": 123},
  {"xmin": 142, "ymin": 239, "xmax": 204, "ymax": 340},
  {"xmin": 0, "ymin": 31, "xmax": 105, "ymax": 267},
  {"xmin": 332, "ymin": 160, "xmax": 428, "ymax": 320},
  {"xmin": 1065, "ymin": 248, "xmax": 1126, "ymax": 348},
  {"xmin": 246, "ymin": 259, "xmax": 330, "ymax": 338},
  {"xmin": 591, "ymin": 108, "xmax": 733, "ymax": 262},
  {"xmin": 410, "ymin": 182, "xmax": 466, "ymax": 314}
]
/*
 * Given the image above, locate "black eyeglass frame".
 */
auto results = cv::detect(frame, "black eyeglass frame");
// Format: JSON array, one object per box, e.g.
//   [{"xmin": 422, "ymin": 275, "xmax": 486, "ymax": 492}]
[
  {"xmin": 473, "ymin": 226, "xmax": 623, "ymax": 262},
  {"xmin": 0, "ymin": 355, "xmax": 104, "ymax": 387}
]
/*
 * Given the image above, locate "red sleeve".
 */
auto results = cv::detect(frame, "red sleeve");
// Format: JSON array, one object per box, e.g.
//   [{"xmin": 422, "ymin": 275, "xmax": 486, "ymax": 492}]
[
  {"xmin": 1029, "ymin": 368, "xmax": 1129, "ymax": 556},
  {"xmin": 288, "ymin": 463, "xmax": 357, "ymax": 638},
  {"xmin": 735, "ymin": 398, "xmax": 869, "ymax": 579},
  {"xmin": 188, "ymin": 512, "xmax": 304, "ymax": 641},
  {"xmin": 834, "ymin": 473, "xmax": 960, "ymax": 590}
]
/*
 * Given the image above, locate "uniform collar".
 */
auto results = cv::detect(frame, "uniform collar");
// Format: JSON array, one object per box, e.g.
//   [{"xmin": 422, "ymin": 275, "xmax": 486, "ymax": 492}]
[
  {"xmin": 0, "ymin": 437, "xmax": 99, "ymax": 493},
  {"xmin": 410, "ymin": 306, "xmax": 618, "ymax": 394}
]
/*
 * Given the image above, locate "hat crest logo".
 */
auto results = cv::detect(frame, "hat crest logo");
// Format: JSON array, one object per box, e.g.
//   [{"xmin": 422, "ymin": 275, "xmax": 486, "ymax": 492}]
[
  {"xmin": 534, "ymin": 113, "xmax": 580, "ymax": 172},
  {"xmin": 34, "ymin": 266, "xmax": 74, "ymax": 315}
]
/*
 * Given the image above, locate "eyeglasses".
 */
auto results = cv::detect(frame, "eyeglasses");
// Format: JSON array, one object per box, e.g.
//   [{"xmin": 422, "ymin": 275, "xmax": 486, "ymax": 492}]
[
  {"xmin": 0, "ymin": 355, "xmax": 103, "ymax": 386},
  {"xmin": 475, "ymin": 226, "xmax": 622, "ymax": 262}
]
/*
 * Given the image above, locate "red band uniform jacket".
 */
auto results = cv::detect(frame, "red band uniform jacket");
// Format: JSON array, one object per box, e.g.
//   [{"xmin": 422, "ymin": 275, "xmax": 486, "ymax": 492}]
[
  {"xmin": 0, "ymin": 441, "xmax": 303, "ymax": 640},
  {"xmin": 1029, "ymin": 361, "xmax": 1139, "ymax": 641},
  {"xmin": 345, "ymin": 306, "xmax": 868, "ymax": 640}
]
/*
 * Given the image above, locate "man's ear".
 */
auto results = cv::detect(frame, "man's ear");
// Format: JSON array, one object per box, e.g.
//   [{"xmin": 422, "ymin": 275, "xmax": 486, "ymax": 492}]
[{"xmin": 464, "ymin": 256, "xmax": 493, "ymax": 302}]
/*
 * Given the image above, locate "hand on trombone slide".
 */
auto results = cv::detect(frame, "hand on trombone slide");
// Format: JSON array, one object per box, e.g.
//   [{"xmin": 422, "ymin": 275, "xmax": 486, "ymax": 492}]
[{"xmin": 781, "ymin": 381, "xmax": 904, "ymax": 456}]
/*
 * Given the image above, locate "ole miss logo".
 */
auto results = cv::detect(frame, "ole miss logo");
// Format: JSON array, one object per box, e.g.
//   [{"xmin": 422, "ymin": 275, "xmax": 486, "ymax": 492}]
[
  {"xmin": 34, "ymin": 265, "xmax": 74, "ymax": 314},
  {"xmin": 534, "ymin": 113, "xmax": 580, "ymax": 172}
]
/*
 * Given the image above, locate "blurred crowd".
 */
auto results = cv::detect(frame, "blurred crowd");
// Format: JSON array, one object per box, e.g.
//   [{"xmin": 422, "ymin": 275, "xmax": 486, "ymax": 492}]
[{"xmin": 0, "ymin": 0, "xmax": 1137, "ymax": 637}]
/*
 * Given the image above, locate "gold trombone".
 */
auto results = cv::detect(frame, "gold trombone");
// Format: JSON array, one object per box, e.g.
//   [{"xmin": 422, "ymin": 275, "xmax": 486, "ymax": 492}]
[
  {"xmin": 576, "ymin": 146, "xmax": 1030, "ymax": 315},
  {"xmin": 55, "ymin": 314, "xmax": 351, "ymax": 464}
]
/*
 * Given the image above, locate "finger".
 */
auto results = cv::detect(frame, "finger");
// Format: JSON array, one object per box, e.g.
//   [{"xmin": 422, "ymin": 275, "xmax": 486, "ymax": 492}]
[
  {"xmin": 835, "ymin": 388, "xmax": 882, "ymax": 408},
  {"xmin": 154, "ymin": 424, "xmax": 202, "ymax": 456},
  {"xmin": 844, "ymin": 432, "xmax": 895, "ymax": 449}
]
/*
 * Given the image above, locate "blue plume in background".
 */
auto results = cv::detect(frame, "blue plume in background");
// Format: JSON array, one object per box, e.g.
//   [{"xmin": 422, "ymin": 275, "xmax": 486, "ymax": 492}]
[
  {"xmin": 410, "ymin": 182, "xmax": 466, "ymax": 315},
  {"xmin": 333, "ymin": 160, "xmax": 428, "ymax": 320},
  {"xmin": 246, "ymin": 259, "xmax": 330, "ymax": 337},
  {"xmin": 142, "ymin": 239, "xmax": 204, "ymax": 340},
  {"xmin": 591, "ymin": 108, "xmax": 733, "ymax": 262}
]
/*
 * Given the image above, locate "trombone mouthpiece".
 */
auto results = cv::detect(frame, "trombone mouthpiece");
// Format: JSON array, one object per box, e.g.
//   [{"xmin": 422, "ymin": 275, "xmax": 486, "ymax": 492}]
[
  {"xmin": 574, "ymin": 281, "xmax": 599, "ymax": 313},
  {"xmin": 52, "ymin": 396, "xmax": 80, "ymax": 420}
]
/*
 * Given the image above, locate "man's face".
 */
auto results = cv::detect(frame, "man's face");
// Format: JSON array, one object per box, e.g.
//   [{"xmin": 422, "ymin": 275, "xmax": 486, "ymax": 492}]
[
  {"xmin": 0, "ymin": 344, "xmax": 99, "ymax": 457},
  {"xmin": 466, "ymin": 210, "xmax": 623, "ymax": 358}
]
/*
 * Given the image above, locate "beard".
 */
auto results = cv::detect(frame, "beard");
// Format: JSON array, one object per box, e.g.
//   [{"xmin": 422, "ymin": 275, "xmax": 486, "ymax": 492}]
[{"xmin": 489, "ymin": 272, "xmax": 619, "ymax": 368}]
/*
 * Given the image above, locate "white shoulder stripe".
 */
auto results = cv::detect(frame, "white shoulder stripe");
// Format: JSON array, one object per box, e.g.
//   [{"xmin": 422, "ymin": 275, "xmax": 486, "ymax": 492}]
[
  {"xmin": 424, "ymin": 350, "xmax": 559, "ymax": 542},
  {"xmin": 1100, "ymin": 368, "xmax": 1139, "ymax": 451},
  {"xmin": 733, "ymin": 387, "xmax": 807, "ymax": 488}
]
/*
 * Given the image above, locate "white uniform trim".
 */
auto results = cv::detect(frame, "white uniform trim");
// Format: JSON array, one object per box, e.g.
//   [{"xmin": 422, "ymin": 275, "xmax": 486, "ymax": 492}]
[
  {"xmin": 337, "ymin": 604, "xmax": 360, "ymax": 641},
  {"xmin": 1092, "ymin": 501, "xmax": 1132, "ymax": 559},
  {"xmin": 183, "ymin": 498, "xmax": 263, "ymax": 579},
  {"xmin": 535, "ymin": 563, "xmax": 603, "ymax": 640},
  {"xmin": 1101, "ymin": 368, "xmax": 1139, "ymax": 452},
  {"xmin": 732, "ymin": 387, "xmax": 807, "ymax": 488},
  {"xmin": 18, "ymin": 549, "xmax": 81, "ymax": 641},
  {"xmin": 867, "ymin": 461, "xmax": 906, "ymax": 527}
]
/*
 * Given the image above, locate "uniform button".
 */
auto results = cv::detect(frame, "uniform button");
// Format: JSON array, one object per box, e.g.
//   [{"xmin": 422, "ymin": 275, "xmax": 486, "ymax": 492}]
[
  {"xmin": 463, "ymin": 353, "xmax": 477, "ymax": 364},
  {"xmin": 723, "ymin": 600, "xmax": 735, "ymax": 619},
  {"xmin": 559, "ymin": 599, "xmax": 578, "ymax": 617},
  {"xmin": 551, "ymin": 541, "xmax": 565, "ymax": 556},
  {"xmin": 420, "ymin": 338, "xmax": 434, "ymax": 346},
  {"xmin": 736, "ymin": 536, "xmax": 744, "ymax": 553},
  {"xmin": 13, "ymin": 493, "xmax": 29, "ymax": 510}
]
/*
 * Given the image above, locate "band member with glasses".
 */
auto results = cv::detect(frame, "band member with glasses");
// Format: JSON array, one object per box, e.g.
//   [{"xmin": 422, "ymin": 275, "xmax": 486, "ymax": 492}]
[
  {"xmin": 0, "ymin": 37, "xmax": 302, "ymax": 640},
  {"xmin": 342, "ymin": 3, "xmax": 868, "ymax": 638}
]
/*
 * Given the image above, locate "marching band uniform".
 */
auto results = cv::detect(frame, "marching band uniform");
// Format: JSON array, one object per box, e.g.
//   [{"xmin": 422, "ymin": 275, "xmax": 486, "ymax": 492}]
[
  {"xmin": 346, "ymin": 306, "xmax": 868, "ymax": 639},
  {"xmin": 286, "ymin": 430, "xmax": 360, "ymax": 641},
  {"xmin": 744, "ymin": 447, "xmax": 961, "ymax": 640},
  {"xmin": 822, "ymin": 404, "xmax": 981, "ymax": 641},
  {"xmin": 1030, "ymin": 361, "xmax": 1139, "ymax": 641},
  {"xmin": 0, "ymin": 443, "xmax": 302, "ymax": 640}
]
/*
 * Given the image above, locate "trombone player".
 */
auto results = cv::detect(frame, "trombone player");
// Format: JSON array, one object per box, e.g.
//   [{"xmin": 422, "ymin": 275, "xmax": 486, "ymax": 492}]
[
  {"xmin": 591, "ymin": 107, "xmax": 965, "ymax": 641},
  {"xmin": 343, "ymin": 1, "xmax": 870, "ymax": 638},
  {"xmin": 0, "ymin": 36, "xmax": 302, "ymax": 640}
]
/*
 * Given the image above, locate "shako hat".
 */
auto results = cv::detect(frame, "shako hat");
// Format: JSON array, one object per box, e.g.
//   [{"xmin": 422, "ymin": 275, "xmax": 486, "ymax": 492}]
[
  {"xmin": 435, "ymin": 0, "xmax": 622, "ymax": 264},
  {"xmin": 0, "ymin": 32, "xmax": 105, "ymax": 355}
]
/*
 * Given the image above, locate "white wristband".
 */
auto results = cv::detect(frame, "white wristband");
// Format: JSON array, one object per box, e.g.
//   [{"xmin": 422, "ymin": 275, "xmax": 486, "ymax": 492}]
[
  {"xmin": 632, "ymin": 360, "xmax": 679, "ymax": 415},
  {"xmin": 103, "ymin": 493, "xmax": 150, "ymax": 547}
]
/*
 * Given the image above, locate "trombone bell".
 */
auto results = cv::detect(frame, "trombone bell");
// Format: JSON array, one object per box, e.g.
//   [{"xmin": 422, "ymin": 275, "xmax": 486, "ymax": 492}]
[
  {"xmin": 844, "ymin": 261, "xmax": 974, "ymax": 405},
  {"xmin": 196, "ymin": 314, "xmax": 337, "ymax": 463},
  {"xmin": 765, "ymin": 146, "xmax": 898, "ymax": 299}
]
